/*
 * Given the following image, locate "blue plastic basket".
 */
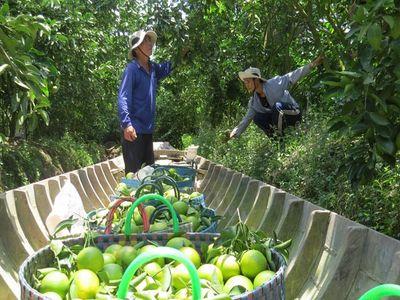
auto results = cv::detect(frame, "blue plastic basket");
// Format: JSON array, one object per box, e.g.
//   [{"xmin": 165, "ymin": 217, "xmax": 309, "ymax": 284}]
[
  {"xmin": 121, "ymin": 178, "xmax": 141, "ymax": 188},
  {"xmin": 189, "ymin": 193, "xmax": 206, "ymax": 207}
]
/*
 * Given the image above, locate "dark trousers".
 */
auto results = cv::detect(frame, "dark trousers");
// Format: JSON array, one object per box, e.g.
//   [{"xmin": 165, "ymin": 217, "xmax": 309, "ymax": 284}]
[
  {"xmin": 253, "ymin": 102, "xmax": 301, "ymax": 136},
  {"xmin": 121, "ymin": 133, "xmax": 154, "ymax": 174}
]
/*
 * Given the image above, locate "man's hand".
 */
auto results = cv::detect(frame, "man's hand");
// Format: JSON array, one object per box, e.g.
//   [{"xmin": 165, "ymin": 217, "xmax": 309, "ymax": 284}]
[
  {"xmin": 229, "ymin": 129, "xmax": 237, "ymax": 139},
  {"xmin": 311, "ymin": 54, "xmax": 324, "ymax": 68},
  {"xmin": 124, "ymin": 125, "xmax": 137, "ymax": 142}
]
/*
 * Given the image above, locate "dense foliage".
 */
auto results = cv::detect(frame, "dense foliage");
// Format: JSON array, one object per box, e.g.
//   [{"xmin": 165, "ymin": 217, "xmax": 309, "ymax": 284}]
[{"xmin": 0, "ymin": 0, "xmax": 399, "ymax": 238}]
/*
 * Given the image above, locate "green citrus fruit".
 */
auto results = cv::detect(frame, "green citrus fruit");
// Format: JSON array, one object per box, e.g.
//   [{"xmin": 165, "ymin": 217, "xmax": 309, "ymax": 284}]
[
  {"xmin": 73, "ymin": 269, "xmax": 100, "ymax": 299},
  {"xmin": 149, "ymin": 222, "xmax": 168, "ymax": 232},
  {"xmin": 240, "ymin": 250, "xmax": 267, "ymax": 279},
  {"xmin": 39, "ymin": 271, "xmax": 69, "ymax": 298},
  {"xmin": 171, "ymin": 263, "xmax": 191, "ymax": 290},
  {"xmin": 125, "ymin": 172, "xmax": 134, "ymax": 179},
  {"xmin": 197, "ymin": 264, "xmax": 223, "ymax": 284},
  {"xmin": 138, "ymin": 245, "xmax": 165, "ymax": 266},
  {"xmin": 179, "ymin": 247, "xmax": 201, "ymax": 268},
  {"xmin": 77, "ymin": 247, "xmax": 104, "ymax": 273},
  {"xmin": 173, "ymin": 201, "xmax": 188, "ymax": 215},
  {"xmin": 165, "ymin": 195, "xmax": 178, "ymax": 203},
  {"xmin": 133, "ymin": 207, "xmax": 143, "ymax": 225},
  {"xmin": 180, "ymin": 193, "xmax": 191, "ymax": 203},
  {"xmin": 164, "ymin": 189, "xmax": 175, "ymax": 198},
  {"xmin": 118, "ymin": 246, "xmax": 138, "ymax": 269},
  {"xmin": 145, "ymin": 205, "xmax": 156, "ymax": 216},
  {"xmin": 214, "ymin": 254, "xmax": 241, "ymax": 281},
  {"xmin": 223, "ymin": 275, "xmax": 254, "ymax": 295},
  {"xmin": 42, "ymin": 292, "xmax": 62, "ymax": 300},
  {"xmin": 105, "ymin": 244, "xmax": 122, "ymax": 261},
  {"xmin": 189, "ymin": 192, "xmax": 202, "ymax": 199},
  {"xmin": 253, "ymin": 270, "xmax": 275, "ymax": 288},
  {"xmin": 186, "ymin": 216, "xmax": 200, "ymax": 231},
  {"xmin": 103, "ymin": 253, "xmax": 116, "ymax": 265},
  {"xmin": 101, "ymin": 263, "xmax": 123, "ymax": 285},
  {"xmin": 143, "ymin": 262, "xmax": 164, "ymax": 281},
  {"xmin": 166, "ymin": 237, "xmax": 194, "ymax": 250}
]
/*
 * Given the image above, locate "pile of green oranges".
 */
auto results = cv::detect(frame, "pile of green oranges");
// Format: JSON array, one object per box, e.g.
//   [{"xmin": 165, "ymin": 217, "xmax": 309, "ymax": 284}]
[
  {"xmin": 36, "ymin": 236, "xmax": 276, "ymax": 300},
  {"xmin": 89, "ymin": 190, "xmax": 213, "ymax": 234}
]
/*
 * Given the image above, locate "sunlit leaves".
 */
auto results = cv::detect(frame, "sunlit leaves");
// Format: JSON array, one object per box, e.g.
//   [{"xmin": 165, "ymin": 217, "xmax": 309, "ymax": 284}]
[
  {"xmin": 367, "ymin": 23, "xmax": 382, "ymax": 50},
  {"xmin": 0, "ymin": 2, "xmax": 55, "ymax": 137},
  {"xmin": 323, "ymin": 0, "xmax": 400, "ymax": 184}
]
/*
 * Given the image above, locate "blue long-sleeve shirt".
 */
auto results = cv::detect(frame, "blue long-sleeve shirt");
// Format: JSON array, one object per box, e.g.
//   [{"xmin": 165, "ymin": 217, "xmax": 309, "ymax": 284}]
[{"xmin": 118, "ymin": 59, "xmax": 172, "ymax": 134}]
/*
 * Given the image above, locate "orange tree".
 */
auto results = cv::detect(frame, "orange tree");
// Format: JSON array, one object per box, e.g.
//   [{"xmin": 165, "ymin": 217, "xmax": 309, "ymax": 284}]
[{"xmin": 324, "ymin": 0, "xmax": 400, "ymax": 184}]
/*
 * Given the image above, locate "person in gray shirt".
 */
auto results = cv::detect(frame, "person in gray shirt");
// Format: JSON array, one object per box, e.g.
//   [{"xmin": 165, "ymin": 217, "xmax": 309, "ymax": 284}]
[{"xmin": 230, "ymin": 55, "xmax": 324, "ymax": 138}]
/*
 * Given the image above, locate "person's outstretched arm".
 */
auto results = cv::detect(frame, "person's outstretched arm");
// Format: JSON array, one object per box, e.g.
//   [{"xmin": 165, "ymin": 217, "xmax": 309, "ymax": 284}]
[
  {"xmin": 154, "ymin": 61, "xmax": 173, "ymax": 81},
  {"xmin": 230, "ymin": 101, "xmax": 257, "ymax": 139},
  {"xmin": 269, "ymin": 54, "xmax": 324, "ymax": 90}
]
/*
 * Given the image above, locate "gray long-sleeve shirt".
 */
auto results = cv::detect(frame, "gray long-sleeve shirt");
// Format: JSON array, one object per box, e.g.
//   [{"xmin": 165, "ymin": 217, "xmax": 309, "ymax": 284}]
[{"xmin": 233, "ymin": 63, "xmax": 311, "ymax": 137}]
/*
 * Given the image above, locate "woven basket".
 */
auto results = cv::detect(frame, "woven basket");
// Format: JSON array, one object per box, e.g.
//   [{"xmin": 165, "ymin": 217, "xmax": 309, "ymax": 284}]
[
  {"xmin": 88, "ymin": 196, "xmax": 193, "ymax": 234},
  {"xmin": 19, "ymin": 232, "xmax": 286, "ymax": 300},
  {"xmin": 148, "ymin": 204, "xmax": 217, "ymax": 233}
]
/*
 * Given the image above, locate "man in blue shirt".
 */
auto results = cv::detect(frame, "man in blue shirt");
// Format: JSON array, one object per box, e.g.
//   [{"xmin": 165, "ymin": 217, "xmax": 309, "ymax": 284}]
[
  {"xmin": 118, "ymin": 29, "xmax": 172, "ymax": 174},
  {"xmin": 230, "ymin": 55, "xmax": 323, "ymax": 138}
]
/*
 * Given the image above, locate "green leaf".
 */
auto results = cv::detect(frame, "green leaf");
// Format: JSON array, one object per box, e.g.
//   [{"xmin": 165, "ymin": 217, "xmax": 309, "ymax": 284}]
[
  {"xmin": 160, "ymin": 265, "xmax": 172, "ymax": 292},
  {"xmin": 369, "ymin": 112, "xmax": 390, "ymax": 126},
  {"xmin": 391, "ymin": 16, "xmax": 400, "ymax": 38},
  {"xmin": 27, "ymin": 113, "xmax": 38, "ymax": 132},
  {"xmin": 335, "ymin": 71, "xmax": 361, "ymax": 78},
  {"xmin": 383, "ymin": 16, "xmax": 394, "ymax": 29},
  {"xmin": 360, "ymin": 47, "xmax": 373, "ymax": 71},
  {"xmin": 322, "ymin": 80, "xmax": 343, "ymax": 87},
  {"xmin": 351, "ymin": 123, "xmax": 368, "ymax": 135},
  {"xmin": 97, "ymin": 270, "xmax": 110, "ymax": 284},
  {"xmin": 0, "ymin": 3, "xmax": 9, "ymax": 17},
  {"xmin": 376, "ymin": 125, "xmax": 392, "ymax": 139},
  {"xmin": 363, "ymin": 74, "xmax": 375, "ymax": 85},
  {"xmin": 358, "ymin": 24, "xmax": 370, "ymax": 41},
  {"xmin": 37, "ymin": 267, "xmax": 58, "ymax": 277},
  {"xmin": 52, "ymin": 216, "xmax": 78, "ymax": 238},
  {"xmin": 376, "ymin": 136, "xmax": 396, "ymax": 155},
  {"xmin": 344, "ymin": 83, "xmax": 355, "ymax": 95},
  {"xmin": 373, "ymin": 0, "xmax": 389, "ymax": 11},
  {"xmin": 367, "ymin": 23, "xmax": 382, "ymax": 50},
  {"xmin": 353, "ymin": 7, "xmax": 367, "ymax": 22},
  {"xmin": 342, "ymin": 102, "xmax": 356, "ymax": 114},
  {"xmin": 13, "ymin": 76, "xmax": 29, "ymax": 90},
  {"xmin": 370, "ymin": 93, "xmax": 388, "ymax": 113},
  {"xmin": 329, "ymin": 121, "xmax": 346, "ymax": 132},
  {"xmin": 38, "ymin": 109, "xmax": 50, "ymax": 126},
  {"xmin": 226, "ymin": 285, "xmax": 246, "ymax": 296}
]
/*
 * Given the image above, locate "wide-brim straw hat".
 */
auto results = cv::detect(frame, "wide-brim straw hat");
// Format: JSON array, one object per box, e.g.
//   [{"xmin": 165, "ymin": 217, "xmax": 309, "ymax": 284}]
[
  {"xmin": 238, "ymin": 67, "xmax": 267, "ymax": 82},
  {"xmin": 127, "ymin": 30, "xmax": 157, "ymax": 60}
]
